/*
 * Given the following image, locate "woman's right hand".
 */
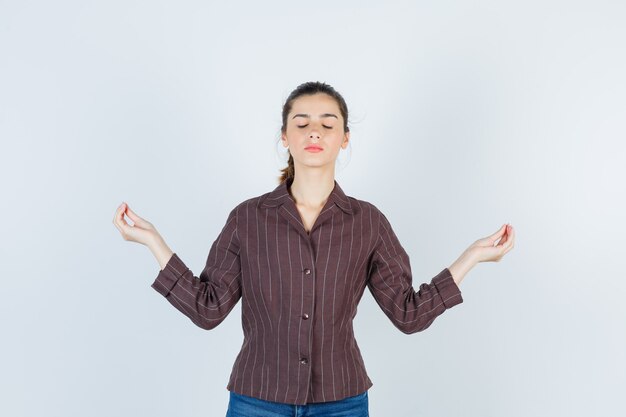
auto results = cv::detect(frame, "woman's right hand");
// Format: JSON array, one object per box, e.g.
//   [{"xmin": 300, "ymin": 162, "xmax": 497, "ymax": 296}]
[
  {"xmin": 468, "ymin": 223, "xmax": 515, "ymax": 264},
  {"xmin": 112, "ymin": 202, "xmax": 161, "ymax": 247}
]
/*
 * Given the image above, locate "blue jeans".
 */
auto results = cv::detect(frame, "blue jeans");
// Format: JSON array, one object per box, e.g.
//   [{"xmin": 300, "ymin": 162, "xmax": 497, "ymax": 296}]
[{"xmin": 225, "ymin": 390, "xmax": 369, "ymax": 417}]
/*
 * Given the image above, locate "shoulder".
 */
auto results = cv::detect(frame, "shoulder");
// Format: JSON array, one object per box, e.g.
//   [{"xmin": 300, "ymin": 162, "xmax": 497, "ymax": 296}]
[
  {"xmin": 242, "ymin": 191, "xmax": 272, "ymax": 210},
  {"xmin": 342, "ymin": 194, "xmax": 389, "ymax": 233},
  {"xmin": 346, "ymin": 195, "xmax": 381, "ymax": 216},
  {"xmin": 349, "ymin": 196, "xmax": 396, "ymax": 233},
  {"xmin": 228, "ymin": 190, "xmax": 274, "ymax": 217},
  {"xmin": 339, "ymin": 186, "xmax": 383, "ymax": 215}
]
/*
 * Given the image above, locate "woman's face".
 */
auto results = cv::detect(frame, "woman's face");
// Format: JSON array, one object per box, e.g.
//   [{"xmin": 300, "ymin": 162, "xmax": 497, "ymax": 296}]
[{"xmin": 281, "ymin": 93, "xmax": 349, "ymax": 170}]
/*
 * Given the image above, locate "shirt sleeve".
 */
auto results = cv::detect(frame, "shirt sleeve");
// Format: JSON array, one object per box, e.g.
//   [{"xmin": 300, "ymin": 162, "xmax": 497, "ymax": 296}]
[
  {"xmin": 366, "ymin": 210, "xmax": 463, "ymax": 334},
  {"xmin": 151, "ymin": 206, "xmax": 242, "ymax": 330}
]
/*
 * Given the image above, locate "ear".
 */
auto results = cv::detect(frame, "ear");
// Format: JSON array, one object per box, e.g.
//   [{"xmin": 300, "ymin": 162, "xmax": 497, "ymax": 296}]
[
  {"xmin": 281, "ymin": 132, "xmax": 289, "ymax": 148},
  {"xmin": 342, "ymin": 130, "xmax": 350, "ymax": 149}
]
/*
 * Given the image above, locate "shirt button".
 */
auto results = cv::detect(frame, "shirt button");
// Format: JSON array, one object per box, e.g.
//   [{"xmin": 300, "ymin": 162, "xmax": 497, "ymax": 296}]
[
  {"xmin": 302, "ymin": 313, "xmax": 309, "ymax": 319},
  {"xmin": 300, "ymin": 358, "xmax": 308, "ymax": 365},
  {"xmin": 303, "ymin": 268, "xmax": 311, "ymax": 275}
]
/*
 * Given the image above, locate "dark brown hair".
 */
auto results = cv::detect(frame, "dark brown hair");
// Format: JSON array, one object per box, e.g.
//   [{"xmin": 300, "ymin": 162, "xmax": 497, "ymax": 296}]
[{"xmin": 278, "ymin": 81, "xmax": 350, "ymax": 184}]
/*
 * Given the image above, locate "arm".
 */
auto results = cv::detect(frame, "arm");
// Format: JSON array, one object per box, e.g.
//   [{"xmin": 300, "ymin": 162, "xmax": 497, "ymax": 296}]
[
  {"xmin": 366, "ymin": 211, "xmax": 463, "ymax": 335},
  {"xmin": 149, "ymin": 236, "xmax": 175, "ymax": 271},
  {"xmin": 148, "ymin": 207, "xmax": 242, "ymax": 330},
  {"xmin": 448, "ymin": 223, "xmax": 515, "ymax": 285},
  {"xmin": 448, "ymin": 248, "xmax": 478, "ymax": 287}
]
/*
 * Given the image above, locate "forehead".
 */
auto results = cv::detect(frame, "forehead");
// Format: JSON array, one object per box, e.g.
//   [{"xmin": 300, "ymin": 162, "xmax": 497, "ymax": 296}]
[{"xmin": 290, "ymin": 93, "xmax": 341, "ymax": 116}]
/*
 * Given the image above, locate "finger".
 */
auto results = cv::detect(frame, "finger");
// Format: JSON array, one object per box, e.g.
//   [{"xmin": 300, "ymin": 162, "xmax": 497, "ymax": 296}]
[
  {"xmin": 499, "ymin": 228, "xmax": 511, "ymax": 245},
  {"xmin": 113, "ymin": 203, "xmax": 125, "ymax": 226},
  {"xmin": 490, "ymin": 224, "xmax": 507, "ymax": 239},
  {"xmin": 113, "ymin": 218, "xmax": 130, "ymax": 236},
  {"xmin": 114, "ymin": 203, "xmax": 132, "ymax": 229},
  {"xmin": 113, "ymin": 202, "xmax": 124, "ymax": 224},
  {"xmin": 125, "ymin": 205, "xmax": 150, "ymax": 227},
  {"xmin": 500, "ymin": 225, "xmax": 515, "ymax": 249},
  {"xmin": 115, "ymin": 212, "xmax": 133, "ymax": 237},
  {"xmin": 496, "ymin": 230, "xmax": 509, "ymax": 247},
  {"xmin": 506, "ymin": 225, "xmax": 515, "ymax": 248},
  {"xmin": 482, "ymin": 224, "xmax": 507, "ymax": 246},
  {"xmin": 503, "ymin": 241, "xmax": 513, "ymax": 256}
]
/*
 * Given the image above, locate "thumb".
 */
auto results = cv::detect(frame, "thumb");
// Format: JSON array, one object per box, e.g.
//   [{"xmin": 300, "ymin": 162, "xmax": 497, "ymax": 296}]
[
  {"xmin": 487, "ymin": 224, "xmax": 507, "ymax": 240},
  {"xmin": 124, "ymin": 204, "xmax": 151, "ymax": 227}
]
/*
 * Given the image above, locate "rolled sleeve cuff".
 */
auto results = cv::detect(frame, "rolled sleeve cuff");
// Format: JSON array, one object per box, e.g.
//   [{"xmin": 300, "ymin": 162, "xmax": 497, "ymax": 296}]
[
  {"xmin": 151, "ymin": 253, "xmax": 187, "ymax": 297},
  {"xmin": 432, "ymin": 267, "xmax": 463, "ymax": 309}
]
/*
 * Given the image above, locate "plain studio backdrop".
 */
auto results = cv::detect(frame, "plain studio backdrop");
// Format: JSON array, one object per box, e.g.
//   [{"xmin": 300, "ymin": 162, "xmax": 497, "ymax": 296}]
[{"xmin": 1, "ymin": 1, "xmax": 624, "ymax": 416}]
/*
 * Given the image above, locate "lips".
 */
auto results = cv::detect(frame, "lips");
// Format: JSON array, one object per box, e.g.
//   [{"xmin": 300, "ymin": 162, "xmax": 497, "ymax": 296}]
[{"xmin": 305, "ymin": 146, "xmax": 323, "ymax": 150}]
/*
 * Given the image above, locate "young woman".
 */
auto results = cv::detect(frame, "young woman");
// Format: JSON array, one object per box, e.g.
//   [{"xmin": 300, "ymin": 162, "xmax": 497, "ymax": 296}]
[{"xmin": 113, "ymin": 81, "xmax": 515, "ymax": 417}]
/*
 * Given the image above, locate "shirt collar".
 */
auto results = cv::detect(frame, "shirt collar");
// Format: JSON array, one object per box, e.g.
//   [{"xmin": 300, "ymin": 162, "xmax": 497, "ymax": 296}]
[{"xmin": 261, "ymin": 177, "xmax": 354, "ymax": 215}]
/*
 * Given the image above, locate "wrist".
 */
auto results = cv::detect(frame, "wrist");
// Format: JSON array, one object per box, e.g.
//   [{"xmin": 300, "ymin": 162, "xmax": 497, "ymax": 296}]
[
  {"xmin": 147, "ymin": 232, "xmax": 166, "ymax": 251},
  {"xmin": 449, "ymin": 249, "xmax": 478, "ymax": 286},
  {"xmin": 463, "ymin": 247, "xmax": 480, "ymax": 267},
  {"xmin": 148, "ymin": 235, "xmax": 174, "ymax": 271}
]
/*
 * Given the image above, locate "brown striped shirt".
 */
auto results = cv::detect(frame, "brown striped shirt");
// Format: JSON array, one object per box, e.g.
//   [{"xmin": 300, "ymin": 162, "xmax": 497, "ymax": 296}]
[{"xmin": 151, "ymin": 178, "xmax": 463, "ymax": 405}]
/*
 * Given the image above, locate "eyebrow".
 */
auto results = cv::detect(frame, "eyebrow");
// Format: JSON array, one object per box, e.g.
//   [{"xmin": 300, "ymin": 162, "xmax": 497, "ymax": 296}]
[{"xmin": 291, "ymin": 113, "xmax": 338, "ymax": 120}]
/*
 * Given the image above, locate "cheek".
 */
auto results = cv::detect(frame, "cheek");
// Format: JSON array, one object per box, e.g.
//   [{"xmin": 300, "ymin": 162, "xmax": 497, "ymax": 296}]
[{"xmin": 329, "ymin": 133, "xmax": 345, "ymax": 147}]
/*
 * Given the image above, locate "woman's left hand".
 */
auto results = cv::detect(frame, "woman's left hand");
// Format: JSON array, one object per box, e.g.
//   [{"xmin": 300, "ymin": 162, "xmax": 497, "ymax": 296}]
[{"xmin": 468, "ymin": 224, "xmax": 515, "ymax": 263}]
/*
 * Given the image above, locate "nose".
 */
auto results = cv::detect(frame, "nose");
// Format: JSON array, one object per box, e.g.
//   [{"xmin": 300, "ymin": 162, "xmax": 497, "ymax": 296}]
[{"xmin": 309, "ymin": 131, "xmax": 320, "ymax": 140}]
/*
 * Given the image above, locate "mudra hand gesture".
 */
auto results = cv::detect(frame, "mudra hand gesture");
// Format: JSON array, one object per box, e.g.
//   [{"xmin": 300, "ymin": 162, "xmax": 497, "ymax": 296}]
[
  {"xmin": 112, "ymin": 202, "xmax": 161, "ymax": 247},
  {"xmin": 470, "ymin": 224, "xmax": 515, "ymax": 263}
]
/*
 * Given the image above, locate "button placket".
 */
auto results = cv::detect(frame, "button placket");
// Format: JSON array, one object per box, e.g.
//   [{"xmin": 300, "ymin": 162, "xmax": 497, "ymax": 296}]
[
  {"xmin": 298, "ymin": 237, "xmax": 316, "ymax": 392},
  {"xmin": 300, "ymin": 266, "xmax": 313, "ymax": 368}
]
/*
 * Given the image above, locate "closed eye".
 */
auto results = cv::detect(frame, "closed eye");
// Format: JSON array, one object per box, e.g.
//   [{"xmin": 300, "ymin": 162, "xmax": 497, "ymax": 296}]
[{"xmin": 297, "ymin": 125, "xmax": 333, "ymax": 129}]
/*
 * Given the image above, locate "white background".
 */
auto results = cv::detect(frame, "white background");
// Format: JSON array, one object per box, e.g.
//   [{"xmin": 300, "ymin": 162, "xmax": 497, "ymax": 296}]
[{"xmin": 1, "ymin": 1, "xmax": 624, "ymax": 416}]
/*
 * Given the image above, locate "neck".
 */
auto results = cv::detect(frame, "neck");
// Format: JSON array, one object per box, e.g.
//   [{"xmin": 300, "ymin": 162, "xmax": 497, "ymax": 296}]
[{"xmin": 288, "ymin": 168, "xmax": 335, "ymax": 209}]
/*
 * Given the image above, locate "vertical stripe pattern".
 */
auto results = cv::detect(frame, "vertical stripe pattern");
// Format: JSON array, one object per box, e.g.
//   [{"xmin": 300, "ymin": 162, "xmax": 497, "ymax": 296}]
[{"xmin": 151, "ymin": 178, "xmax": 463, "ymax": 405}]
